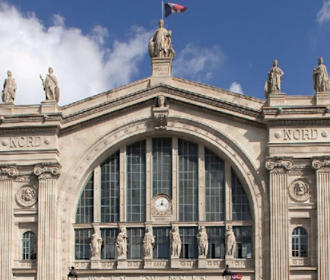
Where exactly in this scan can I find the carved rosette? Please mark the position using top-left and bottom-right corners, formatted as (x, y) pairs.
(288, 180), (310, 202)
(312, 158), (330, 170)
(34, 164), (61, 179)
(16, 185), (38, 207)
(265, 158), (293, 171)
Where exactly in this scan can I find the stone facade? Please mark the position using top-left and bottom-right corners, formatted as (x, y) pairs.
(1, 26), (330, 280)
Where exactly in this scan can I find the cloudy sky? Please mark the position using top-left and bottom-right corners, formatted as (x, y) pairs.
(0, 1), (329, 105)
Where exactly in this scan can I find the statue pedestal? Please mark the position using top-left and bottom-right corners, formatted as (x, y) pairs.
(198, 258), (208, 268)
(150, 58), (173, 86)
(0, 103), (14, 115)
(315, 92), (330, 105)
(170, 258), (181, 268)
(90, 259), (101, 269)
(117, 259), (127, 269)
(40, 100), (57, 113)
(267, 92), (286, 106)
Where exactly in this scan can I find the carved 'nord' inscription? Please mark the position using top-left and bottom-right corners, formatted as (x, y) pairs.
(9, 136), (41, 148)
(282, 129), (318, 141)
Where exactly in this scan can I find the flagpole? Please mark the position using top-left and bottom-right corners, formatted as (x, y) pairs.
(162, 0), (164, 21)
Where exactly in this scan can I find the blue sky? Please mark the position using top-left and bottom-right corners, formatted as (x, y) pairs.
(0, 1), (330, 105)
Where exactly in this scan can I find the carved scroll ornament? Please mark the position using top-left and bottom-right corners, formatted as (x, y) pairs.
(312, 158), (330, 170)
(0, 166), (19, 178)
(34, 164), (61, 179)
(265, 159), (293, 171)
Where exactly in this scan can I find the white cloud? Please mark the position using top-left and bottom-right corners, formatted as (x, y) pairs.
(317, 1), (330, 24)
(229, 82), (244, 94)
(0, 3), (151, 105)
(173, 43), (224, 82)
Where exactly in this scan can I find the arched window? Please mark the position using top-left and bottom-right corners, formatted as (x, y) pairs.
(292, 227), (308, 257)
(22, 231), (36, 260)
(74, 138), (253, 260)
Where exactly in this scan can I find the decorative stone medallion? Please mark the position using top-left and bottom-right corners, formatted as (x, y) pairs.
(289, 180), (310, 202)
(16, 185), (37, 207)
(152, 194), (172, 216)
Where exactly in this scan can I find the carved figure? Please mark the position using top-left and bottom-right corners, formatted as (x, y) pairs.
(2, 71), (16, 103)
(40, 67), (60, 102)
(143, 225), (155, 259)
(157, 95), (167, 108)
(148, 19), (175, 58)
(90, 227), (102, 259)
(170, 226), (181, 258)
(116, 226), (127, 259)
(313, 57), (330, 93)
(197, 226), (208, 257)
(225, 225), (236, 257)
(264, 59), (284, 96)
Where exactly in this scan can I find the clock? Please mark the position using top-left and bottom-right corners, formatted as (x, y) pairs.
(155, 196), (169, 212)
(152, 195), (172, 216)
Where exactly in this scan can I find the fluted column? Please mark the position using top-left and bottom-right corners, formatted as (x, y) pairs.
(266, 158), (293, 280)
(0, 166), (18, 280)
(34, 164), (61, 280)
(312, 158), (330, 280)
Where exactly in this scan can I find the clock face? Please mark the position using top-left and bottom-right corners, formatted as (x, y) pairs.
(155, 197), (169, 212)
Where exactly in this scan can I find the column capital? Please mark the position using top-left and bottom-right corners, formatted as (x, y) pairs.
(312, 157), (330, 170)
(34, 163), (61, 179)
(265, 157), (293, 171)
(0, 165), (19, 179)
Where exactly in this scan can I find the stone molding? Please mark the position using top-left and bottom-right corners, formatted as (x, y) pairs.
(312, 158), (330, 170)
(265, 158), (293, 171)
(33, 163), (61, 179)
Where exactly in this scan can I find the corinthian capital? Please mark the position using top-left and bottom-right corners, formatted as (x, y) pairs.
(265, 158), (293, 171)
(34, 163), (61, 179)
(312, 158), (330, 170)
(0, 165), (19, 178)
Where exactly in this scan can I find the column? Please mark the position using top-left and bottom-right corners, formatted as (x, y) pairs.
(0, 166), (18, 280)
(34, 164), (61, 280)
(312, 159), (330, 280)
(265, 158), (293, 280)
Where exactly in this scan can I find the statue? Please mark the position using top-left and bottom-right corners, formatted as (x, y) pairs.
(116, 226), (127, 259)
(264, 59), (284, 96)
(143, 225), (155, 259)
(225, 226), (236, 258)
(90, 227), (102, 259)
(197, 226), (208, 257)
(2, 71), (16, 103)
(170, 226), (181, 258)
(313, 57), (330, 93)
(40, 67), (60, 102)
(148, 19), (175, 59)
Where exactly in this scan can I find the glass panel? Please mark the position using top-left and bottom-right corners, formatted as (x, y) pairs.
(101, 151), (120, 222)
(292, 227), (308, 257)
(179, 227), (198, 259)
(178, 139), (198, 221)
(152, 138), (172, 197)
(75, 174), (94, 224)
(205, 149), (225, 221)
(101, 228), (118, 259)
(127, 141), (146, 222)
(127, 228), (145, 259)
(153, 227), (170, 259)
(233, 226), (252, 259)
(22, 231), (37, 260)
(206, 227), (225, 259)
(232, 170), (251, 221)
(75, 229), (92, 260)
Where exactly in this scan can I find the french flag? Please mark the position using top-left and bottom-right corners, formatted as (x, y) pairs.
(164, 3), (187, 18)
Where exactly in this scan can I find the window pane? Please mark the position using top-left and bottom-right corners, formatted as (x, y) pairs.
(76, 174), (94, 223)
(233, 226), (252, 259)
(75, 229), (92, 260)
(101, 152), (120, 222)
(127, 228), (145, 259)
(127, 141), (146, 222)
(152, 138), (172, 197)
(206, 227), (225, 259)
(153, 227), (170, 259)
(178, 139), (198, 221)
(101, 228), (118, 259)
(232, 170), (251, 221)
(205, 149), (225, 221)
(292, 227), (308, 257)
(179, 227), (198, 259)
(22, 231), (37, 260)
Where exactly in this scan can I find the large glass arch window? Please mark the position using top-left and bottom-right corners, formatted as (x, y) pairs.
(292, 227), (308, 257)
(74, 137), (253, 261)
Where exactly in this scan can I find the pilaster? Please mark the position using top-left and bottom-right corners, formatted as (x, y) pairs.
(34, 163), (61, 280)
(0, 166), (18, 280)
(312, 158), (330, 280)
(266, 158), (292, 280)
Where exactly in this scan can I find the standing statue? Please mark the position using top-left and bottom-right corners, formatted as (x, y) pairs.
(143, 225), (155, 259)
(116, 226), (127, 259)
(170, 226), (181, 258)
(313, 57), (330, 93)
(148, 19), (175, 58)
(40, 67), (60, 103)
(225, 226), (236, 258)
(197, 226), (208, 257)
(264, 59), (284, 96)
(2, 71), (16, 103)
(90, 227), (102, 259)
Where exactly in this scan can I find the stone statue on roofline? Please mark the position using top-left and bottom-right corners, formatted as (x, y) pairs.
(2, 70), (17, 104)
(264, 59), (284, 97)
(313, 57), (330, 93)
(40, 67), (60, 103)
(149, 19), (175, 59)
